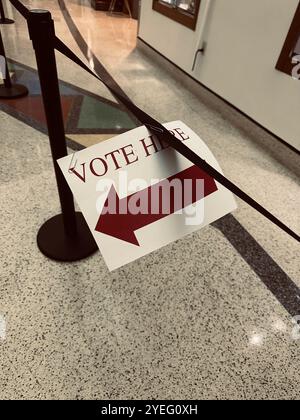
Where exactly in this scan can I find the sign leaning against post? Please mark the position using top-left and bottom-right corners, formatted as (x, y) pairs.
(58, 121), (237, 270)
(26, 9), (98, 262)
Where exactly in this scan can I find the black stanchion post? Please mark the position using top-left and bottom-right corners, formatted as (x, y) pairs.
(0, 27), (28, 98)
(27, 9), (97, 262)
(0, 0), (14, 24)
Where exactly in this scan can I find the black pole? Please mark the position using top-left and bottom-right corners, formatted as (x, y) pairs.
(27, 9), (97, 262)
(0, 0), (14, 24)
(0, 27), (28, 98)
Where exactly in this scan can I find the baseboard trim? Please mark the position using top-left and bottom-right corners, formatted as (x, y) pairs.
(137, 36), (300, 158)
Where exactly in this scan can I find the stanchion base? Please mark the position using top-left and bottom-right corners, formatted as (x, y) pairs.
(37, 212), (98, 262)
(0, 18), (14, 24)
(0, 83), (29, 99)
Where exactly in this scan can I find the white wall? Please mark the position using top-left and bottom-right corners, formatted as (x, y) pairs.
(138, 0), (300, 151)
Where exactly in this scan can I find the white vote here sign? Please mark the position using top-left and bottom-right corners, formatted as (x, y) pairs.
(58, 121), (237, 270)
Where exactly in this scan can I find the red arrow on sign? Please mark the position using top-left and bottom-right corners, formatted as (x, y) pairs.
(95, 165), (218, 246)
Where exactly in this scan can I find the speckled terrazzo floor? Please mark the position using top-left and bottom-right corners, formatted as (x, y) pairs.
(0, 0), (300, 400)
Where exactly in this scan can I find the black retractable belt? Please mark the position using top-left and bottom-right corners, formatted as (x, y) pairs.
(51, 38), (300, 245)
(8, 0), (28, 18)
(8, 0), (300, 245)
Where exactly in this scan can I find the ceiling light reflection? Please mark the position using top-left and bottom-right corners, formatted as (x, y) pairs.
(249, 333), (264, 347)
